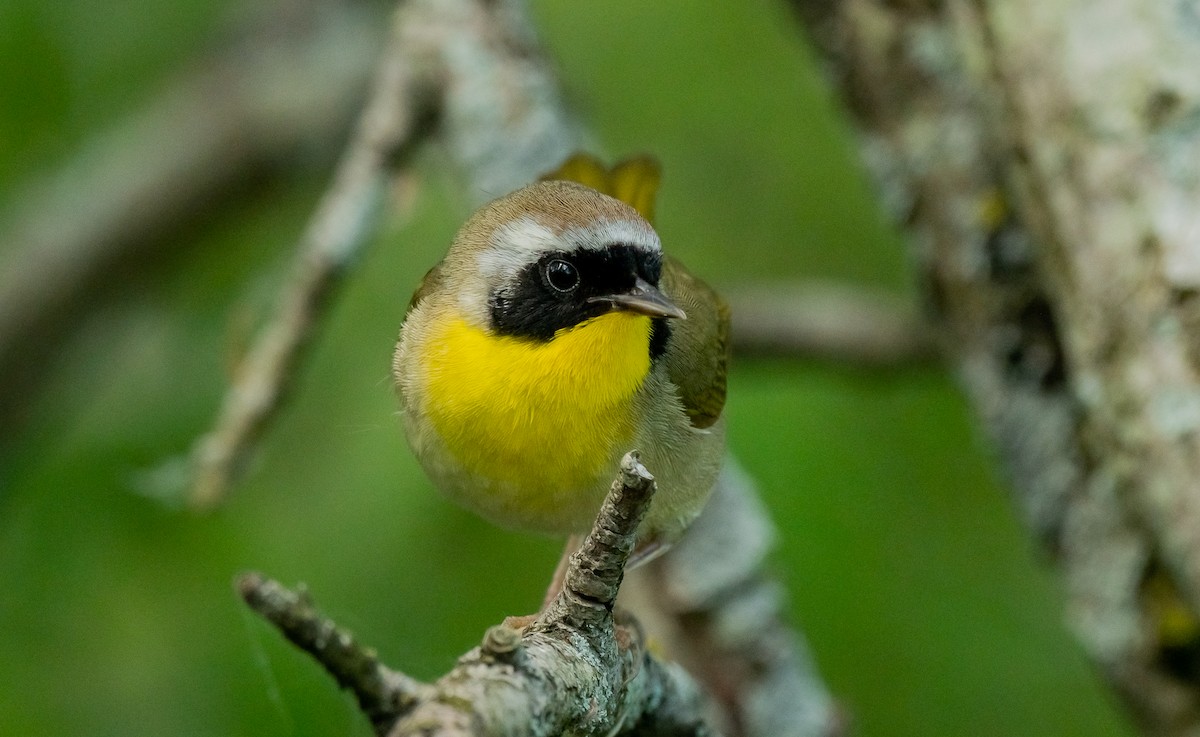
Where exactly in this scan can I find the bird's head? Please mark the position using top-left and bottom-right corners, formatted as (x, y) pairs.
(445, 180), (685, 341)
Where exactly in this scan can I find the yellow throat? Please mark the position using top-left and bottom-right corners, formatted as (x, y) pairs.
(421, 311), (653, 496)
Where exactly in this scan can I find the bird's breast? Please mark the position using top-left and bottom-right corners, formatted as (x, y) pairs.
(419, 312), (654, 499)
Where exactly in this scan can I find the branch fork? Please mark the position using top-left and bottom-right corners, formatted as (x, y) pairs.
(239, 452), (719, 737)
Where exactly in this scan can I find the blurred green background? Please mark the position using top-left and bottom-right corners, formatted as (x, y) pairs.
(0, 0), (1135, 735)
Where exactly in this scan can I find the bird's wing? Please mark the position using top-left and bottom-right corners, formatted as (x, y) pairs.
(661, 255), (730, 429)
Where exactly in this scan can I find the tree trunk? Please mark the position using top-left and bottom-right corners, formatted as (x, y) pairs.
(790, 0), (1200, 733)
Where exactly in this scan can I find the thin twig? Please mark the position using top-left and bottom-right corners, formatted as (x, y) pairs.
(186, 8), (425, 509)
(236, 572), (429, 735)
(538, 452), (656, 627)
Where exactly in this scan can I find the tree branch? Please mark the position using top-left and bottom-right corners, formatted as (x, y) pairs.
(240, 453), (721, 737)
(727, 283), (933, 366)
(236, 572), (429, 734)
(789, 0), (1200, 732)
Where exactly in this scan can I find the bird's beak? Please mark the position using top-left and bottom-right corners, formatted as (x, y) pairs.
(589, 277), (687, 320)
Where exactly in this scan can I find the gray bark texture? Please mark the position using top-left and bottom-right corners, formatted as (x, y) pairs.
(790, 0), (1200, 733)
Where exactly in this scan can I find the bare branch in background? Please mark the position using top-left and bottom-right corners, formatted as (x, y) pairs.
(790, 0), (1200, 732)
(242, 454), (722, 737)
(185, 10), (422, 509)
(0, 0), (385, 444)
(625, 459), (844, 737)
(727, 283), (933, 366)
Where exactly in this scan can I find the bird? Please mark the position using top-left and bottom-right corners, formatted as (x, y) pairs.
(393, 154), (729, 594)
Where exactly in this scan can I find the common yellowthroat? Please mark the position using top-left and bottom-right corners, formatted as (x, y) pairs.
(393, 155), (729, 567)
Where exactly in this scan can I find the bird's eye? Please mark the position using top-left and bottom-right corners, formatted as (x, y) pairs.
(545, 259), (580, 292)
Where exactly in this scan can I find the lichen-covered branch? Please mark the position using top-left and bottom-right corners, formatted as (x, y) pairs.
(789, 0), (1200, 732)
(240, 460), (841, 737)
(241, 454), (721, 737)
